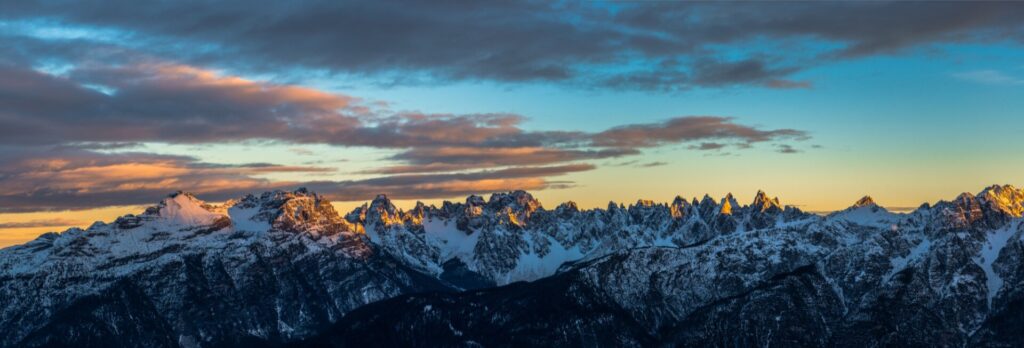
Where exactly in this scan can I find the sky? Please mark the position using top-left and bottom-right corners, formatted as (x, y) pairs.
(1, 1), (1024, 247)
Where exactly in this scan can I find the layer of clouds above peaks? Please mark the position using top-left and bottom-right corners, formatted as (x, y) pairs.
(2, 0), (1023, 211)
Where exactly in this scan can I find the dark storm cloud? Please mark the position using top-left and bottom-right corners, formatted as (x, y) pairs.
(4, 1), (1021, 90)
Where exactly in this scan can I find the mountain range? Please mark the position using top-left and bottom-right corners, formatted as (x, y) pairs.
(2, 185), (1024, 347)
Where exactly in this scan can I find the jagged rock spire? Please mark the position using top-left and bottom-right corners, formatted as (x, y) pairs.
(751, 190), (782, 212)
(853, 195), (876, 208)
(370, 194), (393, 209)
(720, 193), (738, 215)
(671, 195), (689, 207)
(556, 201), (579, 215)
(466, 195), (486, 206)
(670, 195), (691, 219)
(366, 193), (401, 225)
(488, 190), (542, 214)
(636, 199), (656, 208)
(719, 198), (733, 215)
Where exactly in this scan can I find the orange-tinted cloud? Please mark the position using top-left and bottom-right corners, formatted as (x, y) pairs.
(0, 148), (321, 212)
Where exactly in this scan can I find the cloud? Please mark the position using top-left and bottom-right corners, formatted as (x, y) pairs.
(616, 2), (1024, 58)
(592, 117), (808, 149)
(4, 2), (1022, 90)
(953, 70), (1024, 85)
(776, 144), (800, 154)
(688, 142), (728, 151)
(639, 161), (667, 168)
(319, 164), (595, 201)
(0, 146), (329, 212)
(599, 58), (810, 91)
(289, 148), (314, 156)
(764, 79), (813, 90)
(689, 58), (800, 88)
(384, 147), (635, 173)
(608, 160), (639, 167)
(0, 219), (84, 229)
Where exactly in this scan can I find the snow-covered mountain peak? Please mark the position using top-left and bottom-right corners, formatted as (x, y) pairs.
(831, 194), (890, 216)
(830, 196), (897, 228)
(978, 184), (1024, 217)
(150, 191), (225, 226)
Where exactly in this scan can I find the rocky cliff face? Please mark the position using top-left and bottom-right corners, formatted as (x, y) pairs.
(3, 185), (1024, 347)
